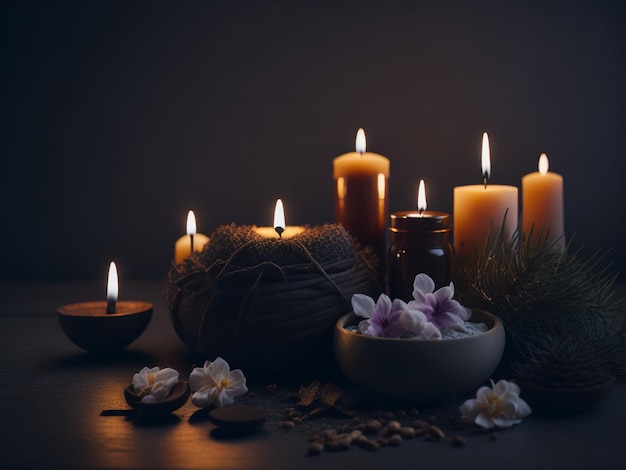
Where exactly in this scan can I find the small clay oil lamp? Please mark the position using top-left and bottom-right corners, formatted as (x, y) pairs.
(57, 262), (152, 354)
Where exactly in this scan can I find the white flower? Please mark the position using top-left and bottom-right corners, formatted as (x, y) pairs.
(132, 366), (180, 404)
(398, 308), (442, 340)
(460, 379), (532, 429)
(189, 357), (248, 408)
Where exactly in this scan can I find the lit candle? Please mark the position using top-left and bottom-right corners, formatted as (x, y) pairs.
(106, 261), (118, 314)
(522, 153), (564, 250)
(174, 210), (210, 264)
(333, 128), (390, 262)
(57, 262), (153, 353)
(453, 132), (518, 255)
(389, 179), (452, 300)
(253, 199), (306, 239)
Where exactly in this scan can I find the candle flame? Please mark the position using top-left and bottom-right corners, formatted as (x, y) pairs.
(538, 153), (549, 175)
(186, 210), (197, 236)
(481, 132), (491, 183)
(107, 261), (118, 303)
(273, 199), (285, 230)
(355, 128), (366, 154)
(377, 173), (385, 200)
(417, 179), (427, 212)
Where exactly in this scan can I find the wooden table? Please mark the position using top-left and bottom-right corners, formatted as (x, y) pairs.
(1, 280), (625, 469)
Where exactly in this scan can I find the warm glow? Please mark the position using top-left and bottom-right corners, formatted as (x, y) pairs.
(481, 132), (491, 181)
(417, 179), (427, 212)
(377, 173), (385, 199)
(273, 199), (285, 230)
(186, 210), (197, 236)
(337, 176), (346, 199)
(107, 261), (118, 303)
(355, 128), (366, 154)
(538, 153), (549, 175)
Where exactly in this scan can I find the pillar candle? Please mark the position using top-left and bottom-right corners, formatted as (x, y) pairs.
(333, 128), (390, 262)
(453, 133), (518, 255)
(174, 210), (209, 264)
(522, 153), (564, 250)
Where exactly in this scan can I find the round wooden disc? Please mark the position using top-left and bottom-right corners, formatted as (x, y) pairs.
(209, 405), (268, 431)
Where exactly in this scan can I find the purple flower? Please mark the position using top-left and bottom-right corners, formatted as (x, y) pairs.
(408, 273), (470, 329)
(351, 293), (412, 338)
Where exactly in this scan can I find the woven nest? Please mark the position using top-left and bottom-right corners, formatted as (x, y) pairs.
(164, 223), (379, 374)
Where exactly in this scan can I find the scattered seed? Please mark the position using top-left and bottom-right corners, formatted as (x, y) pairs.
(307, 442), (324, 456)
(280, 420), (295, 429)
(354, 436), (379, 451)
(426, 425), (445, 440)
(388, 434), (403, 446)
(322, 429), (338, 440)
(394, 409), (407, 418)
(350, 430), (363, 441)
(379, 411), (395, 421)
(426, 415), (437, 424)
(452, 435), (466, 447)
(409, 408), (419, 416)
(360, 419), (382, 435)
(387, 420), (402, 433)
(399, 427), (416, 439)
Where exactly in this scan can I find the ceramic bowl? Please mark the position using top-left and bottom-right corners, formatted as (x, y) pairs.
(333, 309), (505, 407)
(124, 381), (191, 416)
(57, 301), (152, 354)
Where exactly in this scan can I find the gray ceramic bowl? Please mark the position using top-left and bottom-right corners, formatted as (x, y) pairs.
(333, 309), (505, 407)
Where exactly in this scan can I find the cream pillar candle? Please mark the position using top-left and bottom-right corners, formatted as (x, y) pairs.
(333, 128), (390, 262)
(522, 153), (564, 250)
(453, 133), (518, 255)
(174, 210), (210, 264)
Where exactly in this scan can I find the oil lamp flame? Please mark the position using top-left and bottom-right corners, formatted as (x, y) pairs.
(355, 128), (366, 154)
(538, 153), (549, 175)
(106, 261), (118, 314)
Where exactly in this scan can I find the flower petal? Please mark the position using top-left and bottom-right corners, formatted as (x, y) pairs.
(412, 273), (435, 302)
(208, 357), (231, 380)
(351, 294), (375, 319)
(224, 369), (248, 397)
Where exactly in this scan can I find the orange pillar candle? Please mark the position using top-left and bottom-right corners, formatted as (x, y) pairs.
(174, 210), (210, 264)
(522, 153), (564, 250)
(252, 199), (306, 239)
(453, 132), (518, 255)
(333, 128), (390, 262)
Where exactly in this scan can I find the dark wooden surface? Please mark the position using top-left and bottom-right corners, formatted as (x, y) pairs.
(1, 280), (625, 469)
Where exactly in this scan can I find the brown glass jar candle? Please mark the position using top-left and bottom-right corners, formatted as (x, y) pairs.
(388, 211), (452, 301)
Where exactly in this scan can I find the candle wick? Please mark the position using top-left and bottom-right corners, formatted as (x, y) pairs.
(189, 233), (195, 253)
(483, 174), (488, 189)
(106, 298), (116, 314)
(275, 226), (284, 239)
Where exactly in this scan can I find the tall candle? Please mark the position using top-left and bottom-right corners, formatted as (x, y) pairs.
(333, 128), (390, 263)
(453, 133), (518, 255)
(252, 199), (306, 238)
(174, 210), (210, 264)
(522, 153), (564, 250)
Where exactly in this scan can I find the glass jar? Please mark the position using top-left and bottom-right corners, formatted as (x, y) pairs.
(388, 211), (452, 301)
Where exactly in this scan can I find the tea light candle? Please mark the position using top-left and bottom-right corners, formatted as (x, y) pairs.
(333, 128), (390, 262)
(175, 210), (210, 264)
(389, 180), (452, 301)
(57, 262), (153, 354)
(453, 133), (518, 255)
(252, 199), (306, 239)
(522, 153), (564, 250)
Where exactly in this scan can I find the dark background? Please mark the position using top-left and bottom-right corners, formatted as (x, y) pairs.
(2, 0), (625, 282)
